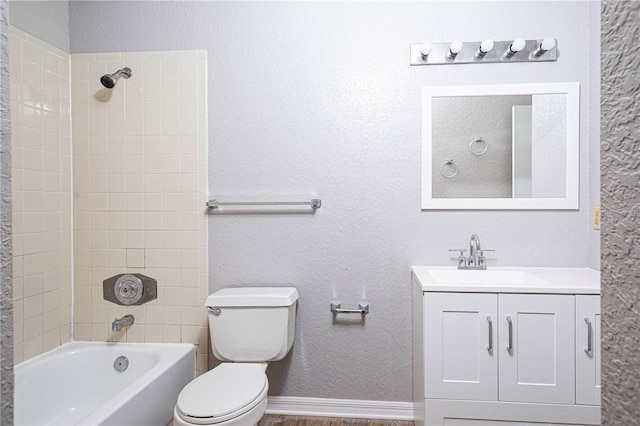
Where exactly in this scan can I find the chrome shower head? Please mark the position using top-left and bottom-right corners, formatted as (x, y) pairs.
(100, 67), (132, 89)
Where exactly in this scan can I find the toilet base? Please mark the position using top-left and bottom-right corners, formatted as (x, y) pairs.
(173, 395), (267, 426)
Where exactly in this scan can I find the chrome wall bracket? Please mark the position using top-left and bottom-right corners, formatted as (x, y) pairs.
(410, 39), (557, 66)
(330, 302), (370, 315)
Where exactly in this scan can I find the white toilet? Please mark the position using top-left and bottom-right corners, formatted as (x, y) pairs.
(173, 287), (299, 426)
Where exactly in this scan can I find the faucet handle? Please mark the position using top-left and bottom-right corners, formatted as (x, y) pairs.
(449, 248), (467, 257)
(479, 249), (496, 261)
(449, 249), (467, 268)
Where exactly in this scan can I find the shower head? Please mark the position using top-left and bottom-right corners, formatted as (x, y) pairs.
(100, 67), (132, 89)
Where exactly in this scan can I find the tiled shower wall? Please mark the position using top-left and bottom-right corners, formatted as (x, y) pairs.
(70, 51), (209, 374)
(9, 27), (72, 363)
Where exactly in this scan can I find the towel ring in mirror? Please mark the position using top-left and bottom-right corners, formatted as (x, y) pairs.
(470, 136), (488, 156)
(440, 159), (458, 178)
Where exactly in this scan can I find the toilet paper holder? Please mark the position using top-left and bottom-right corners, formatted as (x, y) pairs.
(330, 302), (370, 315)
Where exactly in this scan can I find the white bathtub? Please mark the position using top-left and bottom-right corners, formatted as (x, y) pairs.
(15, 341), (195, 426)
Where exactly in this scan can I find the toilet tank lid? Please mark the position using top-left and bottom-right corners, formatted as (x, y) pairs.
(205, 287), (299, 307)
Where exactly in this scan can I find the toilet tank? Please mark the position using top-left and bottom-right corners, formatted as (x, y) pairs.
(205, 287), (298, 362)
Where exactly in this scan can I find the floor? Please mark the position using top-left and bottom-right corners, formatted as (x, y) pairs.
(259, 415), (414, 426)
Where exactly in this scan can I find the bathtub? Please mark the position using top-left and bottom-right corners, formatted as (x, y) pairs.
(15, 341), (195, 426)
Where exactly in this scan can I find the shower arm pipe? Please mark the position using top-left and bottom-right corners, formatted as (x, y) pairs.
(206, 198), (322, 209)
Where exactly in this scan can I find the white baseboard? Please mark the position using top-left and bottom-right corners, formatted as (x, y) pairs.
(266, 396), (414, 421)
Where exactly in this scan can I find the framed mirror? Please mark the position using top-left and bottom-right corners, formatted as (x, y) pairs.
(421, 82), (579, 210)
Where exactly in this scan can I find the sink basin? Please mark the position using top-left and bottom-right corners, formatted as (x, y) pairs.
(412, 266), (600, 294)
(425, 269), (550, 286)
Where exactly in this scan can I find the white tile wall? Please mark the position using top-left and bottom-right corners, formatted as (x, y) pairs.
(11, 28), (209, 372)
(71, 50), (209, 374)
(10, 26), (73, 363)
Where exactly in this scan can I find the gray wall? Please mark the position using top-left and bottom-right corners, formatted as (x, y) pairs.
(69, 1), (600, 402)
(8, 0), (69, 52)
(1, 0), (14, 422)
(601, 0), (640, 423)
(589, 1), (601, 270)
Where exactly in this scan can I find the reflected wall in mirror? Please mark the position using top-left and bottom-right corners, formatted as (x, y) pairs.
(422, 83), (579, 210)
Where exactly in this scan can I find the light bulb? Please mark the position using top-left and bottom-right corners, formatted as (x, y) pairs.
(510, 38), (526, 53)
(449, 40), (463, 56)
(506, 38), (526, 57)
(541, 38), (556, 51)
(533, 38), (556, 56)
(420, 42), (433, 58)
(480, 39), (494, 53)
(476, 38), (494, 58)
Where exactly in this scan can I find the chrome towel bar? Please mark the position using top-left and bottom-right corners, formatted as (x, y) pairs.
(330, 302), (370, 315)
(206, 198), (321, 209)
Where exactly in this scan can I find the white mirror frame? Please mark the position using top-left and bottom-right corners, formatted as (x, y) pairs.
(421, 82), (580, 210)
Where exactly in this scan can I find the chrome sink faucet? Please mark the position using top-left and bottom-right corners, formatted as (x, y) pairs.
(112, 314), (135, 332)
(469, 233), (482, 268)
(449, 234), (495, 270)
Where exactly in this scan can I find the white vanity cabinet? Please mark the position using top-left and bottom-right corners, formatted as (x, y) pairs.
(412, 267), (601, 426)
(575, 295), (601, 406)
(424, 293), (498, 401)
(498, 293), (576, 405)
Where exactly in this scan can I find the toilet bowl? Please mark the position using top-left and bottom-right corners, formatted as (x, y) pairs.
(173, 363), (268, 426)
(173, 287), (298, 426)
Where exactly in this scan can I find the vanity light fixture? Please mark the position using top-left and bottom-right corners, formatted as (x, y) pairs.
(475, 39), (494, 58)
(447, 41), (463, 59)
(533, 37), (556, 57)
(505, 38), (526, 57)
(410, 38), (557, 65)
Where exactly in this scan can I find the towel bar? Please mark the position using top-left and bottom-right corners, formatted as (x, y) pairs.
(206, 199), (321, 209)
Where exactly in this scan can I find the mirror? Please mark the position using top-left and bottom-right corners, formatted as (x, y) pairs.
(421, 83), (579, 210)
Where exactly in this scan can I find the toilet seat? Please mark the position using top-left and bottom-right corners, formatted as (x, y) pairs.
(176, 363), (268, 425)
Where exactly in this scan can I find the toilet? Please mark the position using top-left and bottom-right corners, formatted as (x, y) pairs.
(173, 287), (299, 426)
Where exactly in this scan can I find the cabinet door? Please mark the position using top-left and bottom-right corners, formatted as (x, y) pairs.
(575, 295), (601, 405)
(498, 294), (575, 404)
(424, 292), (498, 400)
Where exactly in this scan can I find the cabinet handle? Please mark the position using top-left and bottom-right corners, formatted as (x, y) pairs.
(487, 316), (493, 352)
(584, 317), (593, 356)
(506, 315), (513, 353)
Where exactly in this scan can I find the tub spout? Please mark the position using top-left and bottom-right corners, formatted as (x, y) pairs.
(112, 314), (135, 332)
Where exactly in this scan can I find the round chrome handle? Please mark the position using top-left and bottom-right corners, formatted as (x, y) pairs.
(114, 274), (144, 305)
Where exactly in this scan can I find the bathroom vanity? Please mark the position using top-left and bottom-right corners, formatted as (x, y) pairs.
(412, 266), (600, 426)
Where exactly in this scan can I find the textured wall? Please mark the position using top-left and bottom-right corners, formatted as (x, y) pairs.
(69, 1), (601, 402)
(0, 0), (14, 422)
(8, 0), (69, 52)
(431, 93), (567, 200)
(589, 1), (602, 271)
(431, 95), (530, 198)
(9, 27), (73, 363)
(601, 0), (640, 423)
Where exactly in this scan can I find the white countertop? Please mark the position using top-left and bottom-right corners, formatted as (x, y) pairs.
(412, 266), (600, 295)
